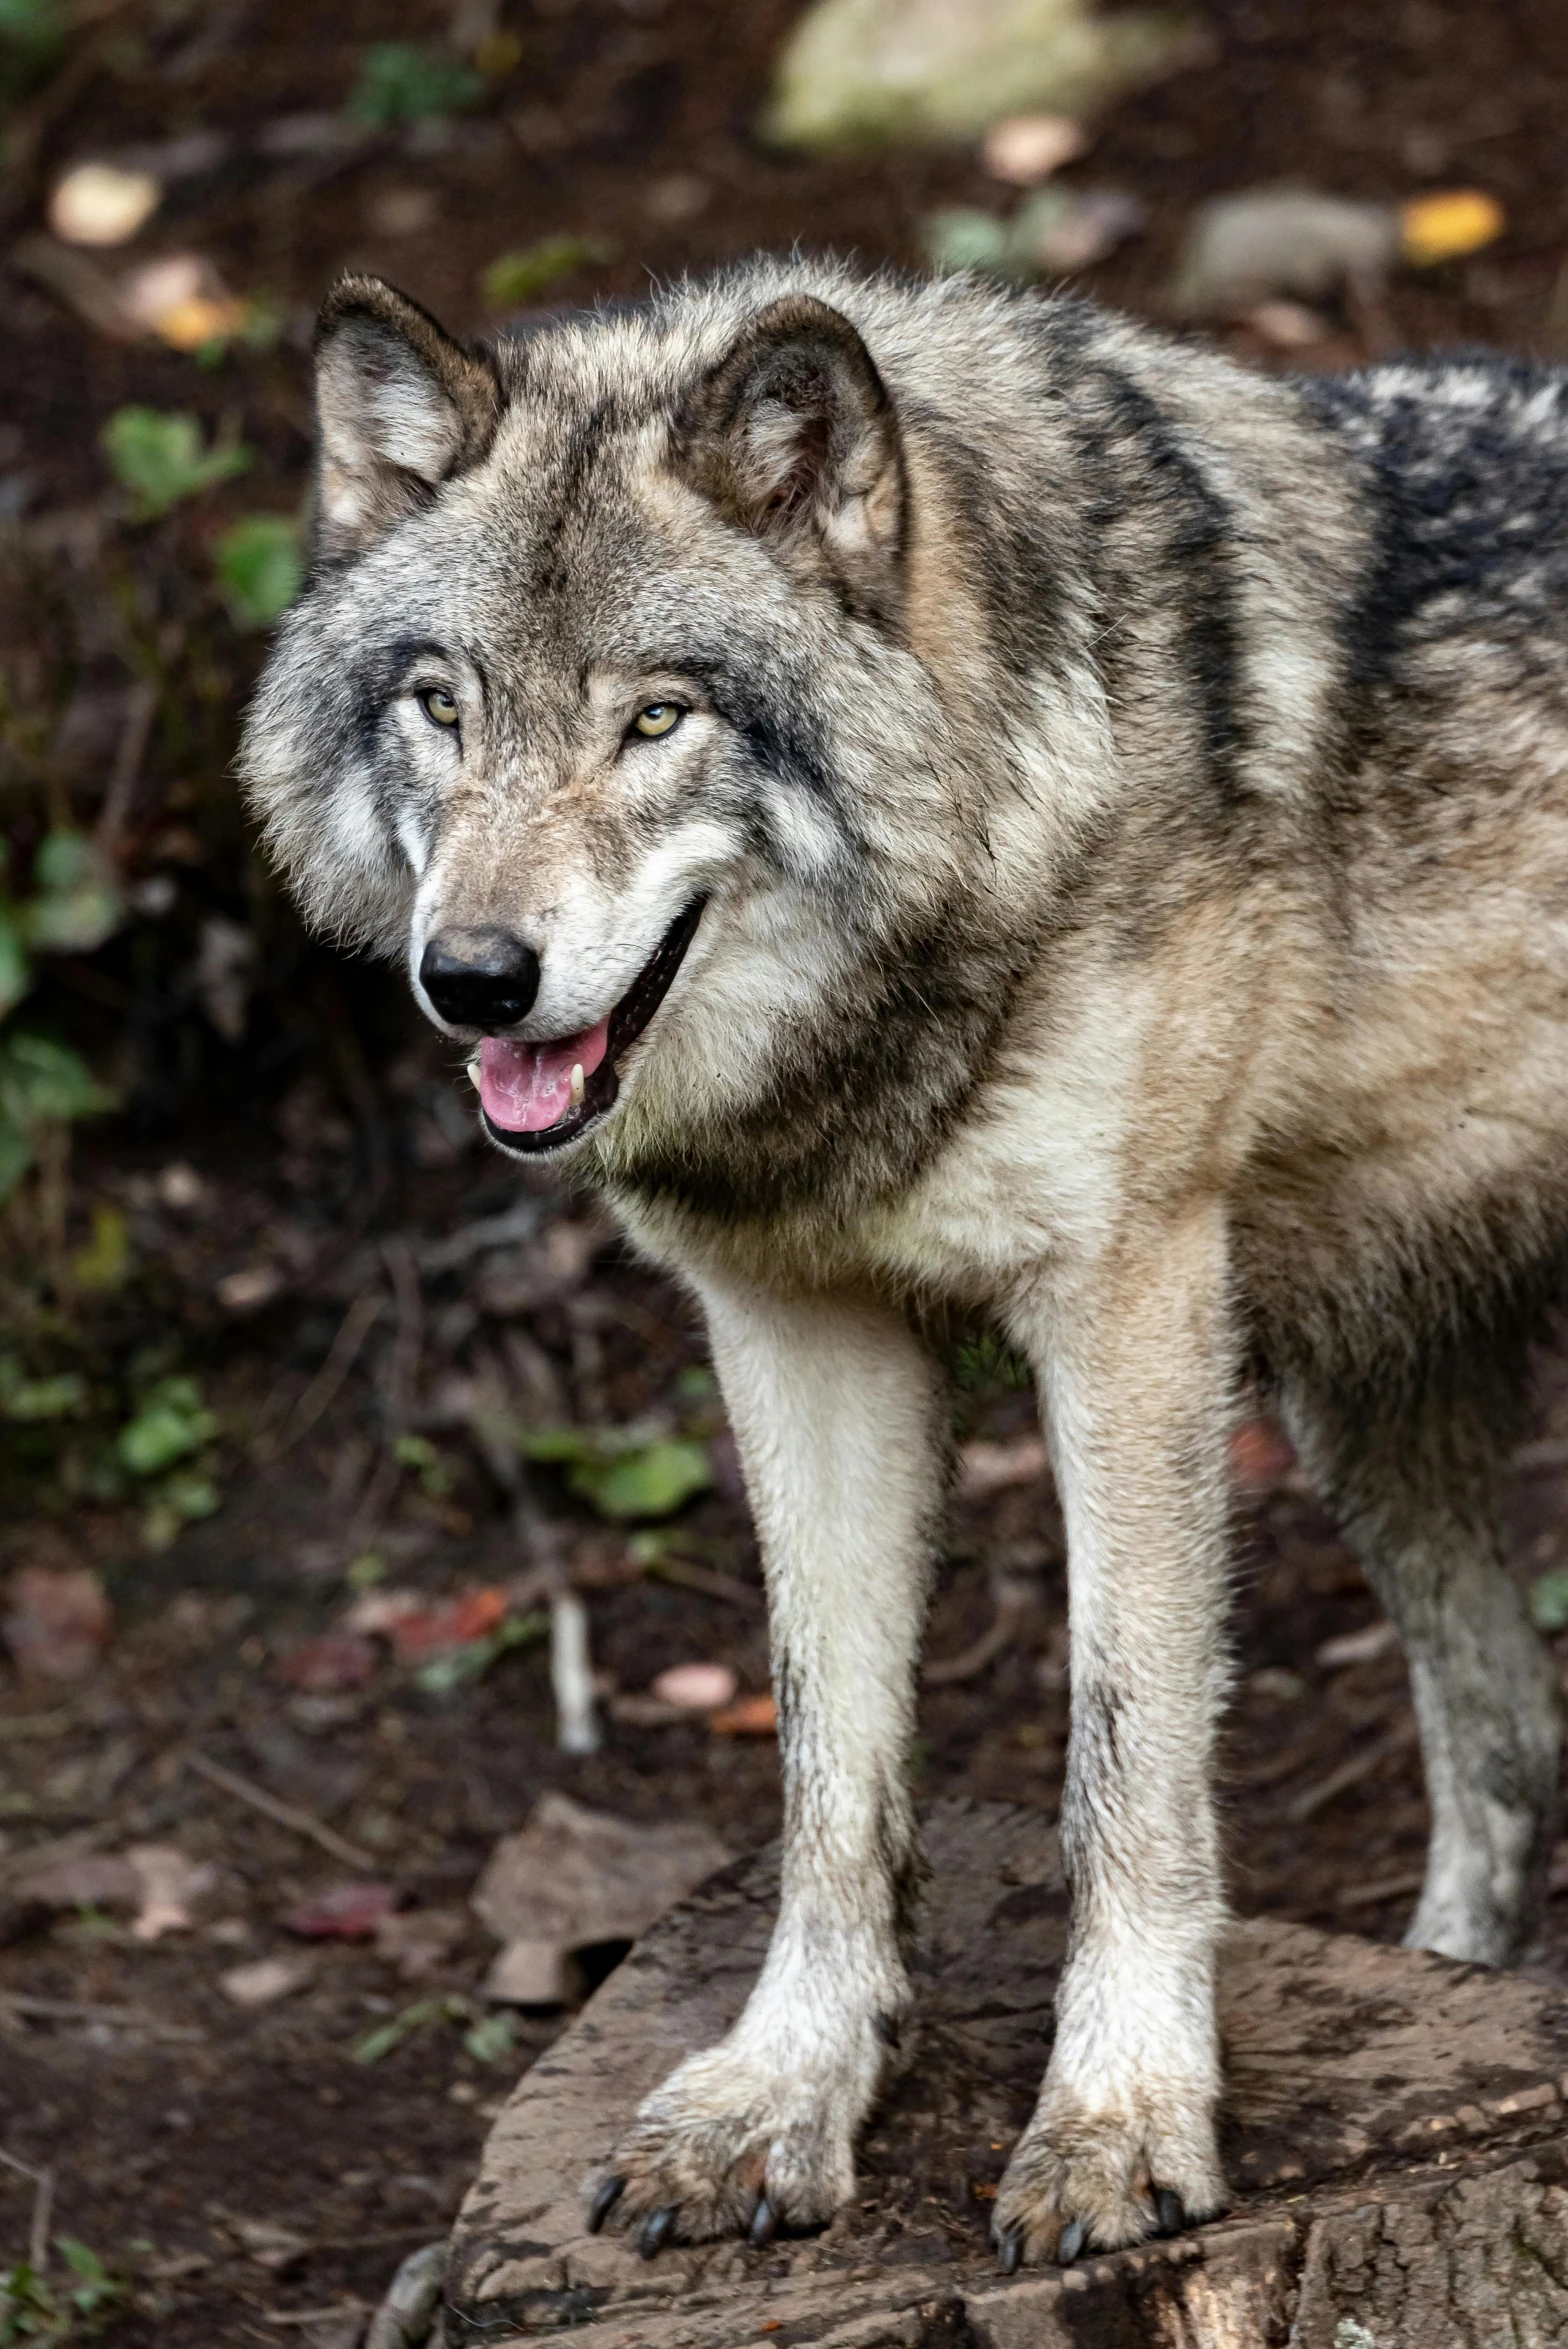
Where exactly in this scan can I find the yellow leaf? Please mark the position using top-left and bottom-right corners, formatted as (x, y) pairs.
(1399, 189), (1504, 267)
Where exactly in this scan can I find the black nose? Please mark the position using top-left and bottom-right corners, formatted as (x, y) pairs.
(419, 932), (541, 1030)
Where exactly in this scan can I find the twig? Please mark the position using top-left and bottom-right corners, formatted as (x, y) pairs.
(261, 2304), (368, 2328)
(94, 678), (159, 858)
(272, 1281), (385, 1454)
(923, 1584), (1031, 1687)
(1287, 1715), (1420, 1824)
(186, 1751), (377, 1872)
(1335, 1867), (1426, 1913)
(0, 2148), (55, 2273)
(550, 1588), (600, 1756)
(643, 1555), (761, 1610)
(0, 1995), (205, 2044)
(380, 1235), (423, 1429)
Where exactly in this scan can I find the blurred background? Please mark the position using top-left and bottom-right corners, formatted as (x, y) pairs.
(3, 1), (1568, 2341)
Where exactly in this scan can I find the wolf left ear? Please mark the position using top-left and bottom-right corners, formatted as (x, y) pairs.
(312, 276), (501, 562)
(676, 295), (905, 623)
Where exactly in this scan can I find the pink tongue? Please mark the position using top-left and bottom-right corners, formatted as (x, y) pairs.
(478, 1019), (611, 1133)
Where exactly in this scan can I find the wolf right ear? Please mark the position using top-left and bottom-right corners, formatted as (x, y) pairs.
(676, 296), (906, 625)
(312, 276), (501, 562)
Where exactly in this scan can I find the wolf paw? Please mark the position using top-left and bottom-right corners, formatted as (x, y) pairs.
(585, 2037), (876, 2252)
(991, 2080), (1226, 2270)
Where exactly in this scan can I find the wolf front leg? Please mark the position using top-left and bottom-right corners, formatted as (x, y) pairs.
(995, 1213), (1234, 2266)
(587, 1280), (946, 2251)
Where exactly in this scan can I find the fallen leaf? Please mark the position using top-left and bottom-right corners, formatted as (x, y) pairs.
(7, 1849), (138, 1914)
(278, 1631), (377, 1693)
(1399, 188), (1505, 268)
(473, 1792), (729, 2006)
(126, 1843), (214, 1940)
(342, 1587), (423, 1636)
(1315, 1621), (1398, 1670)
(958, 1434), (1049, 1499)
(230, 2216), (311, 2269)
(709, 1692), (779, 1737)
(388, 1587), (508, 1662)
(650, 1662), (738, 1712)
(2, 1567), (112, 1681)
(49, 162), (161, 247)
(215, 1264), (283, 1312)
(220, 1954), (314, 2007)
(376, 1906), (466, 1980)
(1245, 299), (1329, 348)
(982, 111), (1086, 183)
(281, 1881), (399, 1941)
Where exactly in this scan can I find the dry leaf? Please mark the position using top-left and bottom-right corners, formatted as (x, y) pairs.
(982, 112), (1086, 184)
(650, 1662), (738, 1712)
(127, 1843), (214, 1940)
(1400, 188), (1505, 268)
(49, 162), (161, 247)
(281, 1881), (399, 1940)
(220, 1954), (315, 2007)
(708, 1692), (779, 1737)
(3, 1567), (112, 1681)
(278, 1631), (377, 1693)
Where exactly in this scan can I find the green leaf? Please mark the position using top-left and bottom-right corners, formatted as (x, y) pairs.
(159, 1470), (221, 1521)
(572, 1437), (713, 1521)
(352, 1997), (441, 2064)
(24, 831), (121, 955)
(346, 42), (484, 127)
(116, 1375), (218, 1476)
(480, 235), (616, 312)
(0, 911), (30, 1017)
(100, 406), (251, 520)
(0, 1033), (115, 1127)
(413, 1609), (547, 1695)
(923, 207), (1012, 276)
(213, 513), (305, 630)
(463, 2010), (516, 2064)
(1530, 1569), (1568, 1634)
(0, 1373), (87, 1422)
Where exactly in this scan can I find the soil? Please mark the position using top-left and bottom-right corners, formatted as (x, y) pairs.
(4, 1), (1568, 2342)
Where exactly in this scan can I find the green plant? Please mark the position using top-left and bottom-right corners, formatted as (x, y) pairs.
(414, 1609), (548, 1696)
(0, 2237), (130, 2343)
(518, 1423), (714, 1520)
(212, 514), (304, 630)
(479, 235), (616, 311)
(346, 42), (484, 128)
(116, 1374), (218, 1475)
(100, 407), (250, 522)
(352, 1993), (514, 2065)
(0, 1033), (115, 1203)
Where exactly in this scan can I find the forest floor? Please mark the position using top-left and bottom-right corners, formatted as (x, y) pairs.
(5, 0), (1568, 2340)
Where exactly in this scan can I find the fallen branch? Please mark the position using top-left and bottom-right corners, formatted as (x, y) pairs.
(186, 1751), (377, 1872)
(1288, 1715), (1420, 1824)
(923, 1583), (1031, 1687)
(0, 1994), (206, 2044)
(0, 2146), (55, 2272)
(1336, 1867), (1426, 1913)
(272, 1281), (385, 1454)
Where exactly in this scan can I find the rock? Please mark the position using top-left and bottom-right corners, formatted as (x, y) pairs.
(760, 0), (1200, 154)
(445, 1800), (1568, 2346)
(366, 2240), (446, 2349)
(1172, 187), (1399, 319)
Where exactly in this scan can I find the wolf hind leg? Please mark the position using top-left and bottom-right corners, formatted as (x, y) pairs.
(1282, 1364), (1561, 1965)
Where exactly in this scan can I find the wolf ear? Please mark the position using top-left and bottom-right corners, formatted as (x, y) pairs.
(676, 295), (905, 622)
(312, 276), (501, 562)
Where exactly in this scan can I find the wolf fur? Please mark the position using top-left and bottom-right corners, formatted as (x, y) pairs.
(241, 257), (1568, 2264)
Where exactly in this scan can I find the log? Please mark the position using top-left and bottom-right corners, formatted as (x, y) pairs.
(444, 1800), (1568, 2346)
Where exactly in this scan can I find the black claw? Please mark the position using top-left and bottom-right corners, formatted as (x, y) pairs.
(1154, 2188), (1185, 2238)
(638, 2206), (677, 2260)
(587, 2176), (625, 2235)
(750, 2196), (778, 2247)
(998, 2224), (1023, 2275)
(1057, 2219), (1087, 2266)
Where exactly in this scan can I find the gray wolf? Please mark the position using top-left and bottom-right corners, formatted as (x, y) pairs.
(241, 257), (1568, 2266)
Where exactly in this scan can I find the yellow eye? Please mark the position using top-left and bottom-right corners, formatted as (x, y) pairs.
(632, 702), (682, 739)
(420, 687), (459, 728)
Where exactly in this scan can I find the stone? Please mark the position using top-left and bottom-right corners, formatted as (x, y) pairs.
(445, 1800), (1568, 2346)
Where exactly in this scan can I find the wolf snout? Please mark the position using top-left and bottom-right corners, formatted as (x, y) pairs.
(419, 929), (541, 1032)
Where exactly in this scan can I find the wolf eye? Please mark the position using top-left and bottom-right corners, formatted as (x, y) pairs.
(631, 703), (682, 739)
(419, 687), (460, 729)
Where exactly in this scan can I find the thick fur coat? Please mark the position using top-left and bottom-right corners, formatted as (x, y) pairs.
(241, 257), (1568, 2265)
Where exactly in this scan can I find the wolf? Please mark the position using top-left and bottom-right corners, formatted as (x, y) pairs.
(241, 255), (1568, 2266)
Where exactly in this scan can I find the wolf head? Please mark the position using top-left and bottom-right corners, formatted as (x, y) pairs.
(241, 264), (1061, 1211)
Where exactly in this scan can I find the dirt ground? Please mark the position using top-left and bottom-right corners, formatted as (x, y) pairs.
(5, 1), (1568, 2341)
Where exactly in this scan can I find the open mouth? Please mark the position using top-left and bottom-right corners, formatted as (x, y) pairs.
(474, 898), (705, 1155)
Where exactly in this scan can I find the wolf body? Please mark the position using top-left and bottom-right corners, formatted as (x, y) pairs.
(242, 257), (1568, 2263)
